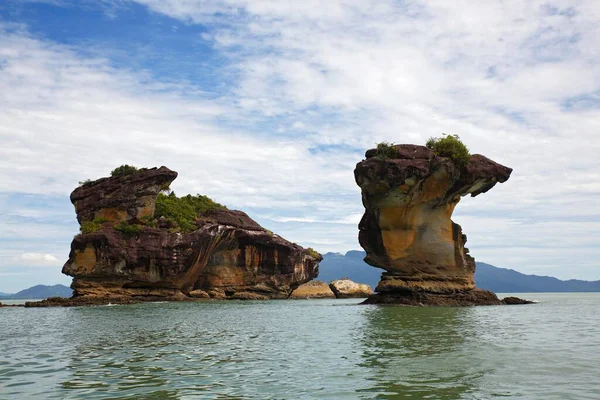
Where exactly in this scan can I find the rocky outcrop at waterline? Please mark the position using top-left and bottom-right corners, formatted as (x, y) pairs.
(362, 289), (533, 306)
(27, 166), (321, 306)
(355, 143), (531, 305)
(289, 278), (373, 299)
(289, 281), (336, 299)
(329, 279), (373, 298)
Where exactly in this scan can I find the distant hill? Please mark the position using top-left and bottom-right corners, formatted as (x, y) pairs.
(0, 284), (72, 300)
(475, 262), (600, 293)
(319, 251), (382, 289)
(320, 251), (600, 293)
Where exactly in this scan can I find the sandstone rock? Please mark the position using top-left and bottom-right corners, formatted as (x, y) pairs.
(207, 288), (227, 299)
(289, 280), (336, 299)
(59, 167), (321, 305)
(329, 279), (373, 298)
(502, 296), (535, 305)
(355, 144), (528, 305)
(72, 166), (177, 224)
(229, 291), (269, 300)
(202, 209), (263, 231)
(362, 288), (505, 306)
(189, 289), (210, 299)
(25, 296), (142, 307)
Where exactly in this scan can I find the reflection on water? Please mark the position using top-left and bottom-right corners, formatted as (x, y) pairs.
(50, 300), (375, 399)
(2, 295), (600, 399)
(357, 306), (483, 399)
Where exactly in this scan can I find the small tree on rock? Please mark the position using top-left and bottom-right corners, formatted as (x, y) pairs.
(425, 134), (471, 167)
(110, 165), (138, 177)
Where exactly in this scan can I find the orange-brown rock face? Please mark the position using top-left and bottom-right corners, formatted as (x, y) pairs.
(61, 167), (321, 303)
(355, 144), (512, 305)
(71, 167), (177, 224)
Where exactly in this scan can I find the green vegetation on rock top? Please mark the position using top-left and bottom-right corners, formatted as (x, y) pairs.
(113, 221), (142, 236)
(307, 247), (321, 259)
(374, 142), (399, 160)
(110, 164), (138, 177)
(154, 192), (225, 232)
(425, 134), (471, 167)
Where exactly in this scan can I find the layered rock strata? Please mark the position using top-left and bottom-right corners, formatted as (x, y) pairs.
(71, 167), (177, 224)
(355, 144), (529, 305)
(32, 167), (321, 306)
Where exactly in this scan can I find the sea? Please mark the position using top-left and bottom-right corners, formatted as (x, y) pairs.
(1, 293), (599, 399)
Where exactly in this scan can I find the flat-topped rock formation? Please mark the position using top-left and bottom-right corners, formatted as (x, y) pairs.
(355, 143), (530, 305)
(30, 166), (321, 306)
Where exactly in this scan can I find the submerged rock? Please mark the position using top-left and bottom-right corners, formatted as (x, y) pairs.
(290, 280), (336, 299)
(502, 296), (535, 305)
(355, 144), (529, 306)
(362, 289), (503, 306)
(329, 279), (373, 298)
(36, 166), (321, 307)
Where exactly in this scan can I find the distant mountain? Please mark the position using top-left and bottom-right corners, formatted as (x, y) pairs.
(319, 251), (383, 289)
(320, 251), (600, 293)
(476, 262), (600, 293)
(0, 284), (72, 300)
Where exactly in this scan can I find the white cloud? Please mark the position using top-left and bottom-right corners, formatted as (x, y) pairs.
(118, 0), (600, 277)
(15, 253), (61, 266)
(265, 213), (362, 225)
(1, 1), (600, 280)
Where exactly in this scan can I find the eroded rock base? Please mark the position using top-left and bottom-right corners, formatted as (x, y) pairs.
(362, 289), (533, 306)
(22, 290), (277, 307)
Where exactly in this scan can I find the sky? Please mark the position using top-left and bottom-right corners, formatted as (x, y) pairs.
(0, 0), (599, 292)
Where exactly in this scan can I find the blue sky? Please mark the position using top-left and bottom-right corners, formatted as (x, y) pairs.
(1, 0), (600, 292)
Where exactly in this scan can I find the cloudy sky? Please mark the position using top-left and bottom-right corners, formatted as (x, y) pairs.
(1, 0), (599, 292)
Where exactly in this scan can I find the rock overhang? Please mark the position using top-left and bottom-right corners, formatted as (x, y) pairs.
(354, 143), (522, 305)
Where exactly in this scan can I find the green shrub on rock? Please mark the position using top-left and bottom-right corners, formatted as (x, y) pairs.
(426, 134), (471, 167)
(374, 142), (399, 160)
(307, 247), (321, 259)
(140, 215), (157, 228)
(80, 217), (108, 234)
(154, 192), (225, 233)
(113, 221), (141, 236)
(110, 164), (138, 177)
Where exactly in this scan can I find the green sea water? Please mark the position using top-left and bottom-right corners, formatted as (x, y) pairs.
(1, 293), (599, 399)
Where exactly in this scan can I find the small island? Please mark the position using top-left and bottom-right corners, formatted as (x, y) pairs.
(354, 136), (531, 305)
(27, 165), (322, 306)
(24, 137), (531, 308)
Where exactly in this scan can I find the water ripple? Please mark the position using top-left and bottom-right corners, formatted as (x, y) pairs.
(1, 295), (600, 399)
